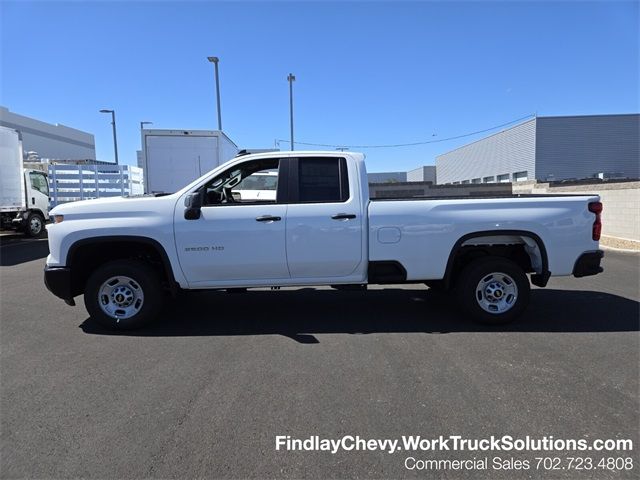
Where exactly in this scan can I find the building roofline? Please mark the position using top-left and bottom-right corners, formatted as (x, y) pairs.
(436, 112), (640, 160)
(0, 106), (94, 140)
(436, 117), (536, 159)
(538, 112), (639, 120)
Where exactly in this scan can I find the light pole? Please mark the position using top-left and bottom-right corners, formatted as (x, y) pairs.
(99, 109), (119, 165)
(287, 73), (295, 151)
(207, 56), (222, 130)
(140, 121), (152, 164)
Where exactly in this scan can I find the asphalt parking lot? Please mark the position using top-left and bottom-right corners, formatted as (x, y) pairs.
(1, 234), (638, 479)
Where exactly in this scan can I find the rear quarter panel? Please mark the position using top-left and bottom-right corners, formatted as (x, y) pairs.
(368, 195), (600, 280)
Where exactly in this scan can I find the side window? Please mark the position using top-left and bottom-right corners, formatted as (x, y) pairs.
(298, 157), (349, 203)
(202, 158), (280, 206)
(29, 172), (49, 196)
(232, 170), (278, 202)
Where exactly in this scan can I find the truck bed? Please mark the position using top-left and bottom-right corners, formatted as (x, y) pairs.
(367, 193), (600, 281)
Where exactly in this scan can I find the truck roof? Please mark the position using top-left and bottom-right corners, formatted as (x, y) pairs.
(174, 150), (368, 198)
(233, 150), (365, 161)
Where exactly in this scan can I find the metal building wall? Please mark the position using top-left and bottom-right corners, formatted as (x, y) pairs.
(0, 106), (96, 160)
(367, 171), (407, 183)
(407, 166), (436, 183)
(435, 118), (536, 184)
(535, 114), (640, 181)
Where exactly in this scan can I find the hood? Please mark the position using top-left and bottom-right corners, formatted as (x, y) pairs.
(49, 194), (178, 218)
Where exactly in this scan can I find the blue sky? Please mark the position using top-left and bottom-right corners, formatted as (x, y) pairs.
(1, 1), (638, 172)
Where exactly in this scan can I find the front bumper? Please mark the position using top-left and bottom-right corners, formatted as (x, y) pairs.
(573, 250), (604, 278)
(44, 266), (75, 305)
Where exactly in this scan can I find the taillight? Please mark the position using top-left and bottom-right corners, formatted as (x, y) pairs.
(588, 201), (603, 241)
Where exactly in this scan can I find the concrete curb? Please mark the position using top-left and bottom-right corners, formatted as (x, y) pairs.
(600, 245), (640, 254)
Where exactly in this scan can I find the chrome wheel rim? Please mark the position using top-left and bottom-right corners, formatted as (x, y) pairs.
(475, 272), (518, 314)
(98, 276), (144, 320)
(29, 217), (42, 235)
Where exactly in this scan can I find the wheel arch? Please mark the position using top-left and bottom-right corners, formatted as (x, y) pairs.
(443, 230), (550, 289)
(66, 235), (179, 297)
(27, 208), (47, 218)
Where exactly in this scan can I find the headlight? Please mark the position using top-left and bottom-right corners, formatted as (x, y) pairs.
(53, 215), (64, 224)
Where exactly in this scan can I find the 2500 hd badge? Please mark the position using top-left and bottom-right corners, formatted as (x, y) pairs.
(184, 246), (225, 252)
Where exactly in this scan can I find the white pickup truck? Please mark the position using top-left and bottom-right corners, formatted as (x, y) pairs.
(44, 151), (604, 329)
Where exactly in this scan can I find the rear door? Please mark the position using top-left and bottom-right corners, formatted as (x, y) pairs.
(285, 157), (363, 278)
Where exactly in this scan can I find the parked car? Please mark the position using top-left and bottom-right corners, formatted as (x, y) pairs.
(44, 151), (604, 329)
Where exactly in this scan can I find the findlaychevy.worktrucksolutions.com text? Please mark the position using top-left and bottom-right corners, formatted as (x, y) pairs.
(275, 435), (634, 455)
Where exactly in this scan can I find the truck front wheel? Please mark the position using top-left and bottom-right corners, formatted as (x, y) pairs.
(455, 256), (530, 324)
(25, 212), (44, 238)
(84, 260), (163, 330)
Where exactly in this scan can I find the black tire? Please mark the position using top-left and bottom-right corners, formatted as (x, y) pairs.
(25, 212), (44, 238)
(84, 260), (163, 330)
(455, 256), (530, 324)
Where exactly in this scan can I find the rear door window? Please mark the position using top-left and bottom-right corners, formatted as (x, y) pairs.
(297, 157), (349, 203)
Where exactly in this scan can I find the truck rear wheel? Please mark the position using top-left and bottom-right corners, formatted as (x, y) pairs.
(25, 212), (44, 238)
(84, 260), (163, 330)
(455, 256), (530, 324)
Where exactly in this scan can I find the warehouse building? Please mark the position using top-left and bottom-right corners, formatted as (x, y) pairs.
(367, 171), (407, 183)
(436, 114), (639, 184)
(0, 106), (96, 161)
(407, 165), (436, 183)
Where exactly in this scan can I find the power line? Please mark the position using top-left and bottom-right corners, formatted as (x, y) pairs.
(276, 113), (535, 149)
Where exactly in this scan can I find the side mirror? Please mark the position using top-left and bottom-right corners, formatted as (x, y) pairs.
(184, 192), (202, 220)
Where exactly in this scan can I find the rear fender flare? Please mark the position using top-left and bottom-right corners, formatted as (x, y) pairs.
(443, 230), (550, 288)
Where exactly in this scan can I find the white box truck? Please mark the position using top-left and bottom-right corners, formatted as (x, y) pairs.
(0, 126), (49, 237)
(141, 129), (237, 194)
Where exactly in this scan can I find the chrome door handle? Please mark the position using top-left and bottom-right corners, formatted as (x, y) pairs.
(255, 215), (281, 222)
(331, 213), (356, 220)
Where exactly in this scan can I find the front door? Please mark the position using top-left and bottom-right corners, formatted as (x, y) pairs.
(27, 170), (49, 215)
(174, 158), (289, 286)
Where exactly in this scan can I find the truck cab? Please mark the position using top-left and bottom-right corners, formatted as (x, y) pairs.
(14, 168), (50, 237)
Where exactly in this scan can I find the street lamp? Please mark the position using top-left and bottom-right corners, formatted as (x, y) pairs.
(287, 73), (295, 151)
(140, 120), (153, 159)
(207, 56), (222, 130)
(99, 109), (119, 165)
